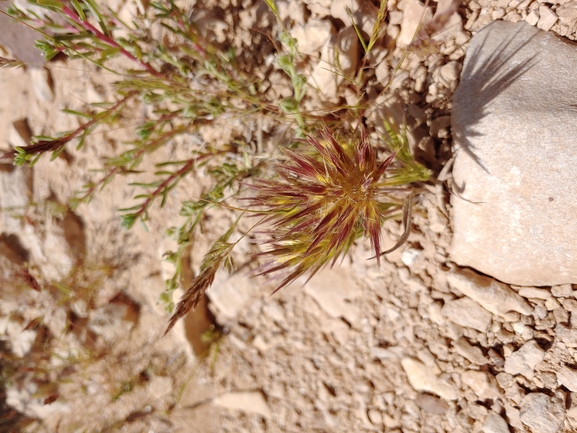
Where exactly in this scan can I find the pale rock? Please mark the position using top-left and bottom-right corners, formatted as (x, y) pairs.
(304, 267), (360, 325)
(329, 0), (377, 35)
(537, 5), (558, 31)
(401, 248), (421, 266)
(504, 403), (525, 431)
(415, 393), (449, 414)
(401, 358), (458, 400)
(451, 21), (577, 285)
(551, 284), (574, 298)
(483, 411), (510, 433)
(371, 346), (403, 360)
(446, 269), (532, 317)
(207, 271), (257, 321)
(213, 391), (271, 418)
(428, 302), (445, 326)
(557, 365), (577, 391)
(557, 1), (577, 24)
(545, 297), (561, 311)
(291, 20), (334, 56)
(520, 393), (565, 433)
(526, 9), (540, 25)
(504, 340), (545, 380)
(488, 348), (505, 368)
(468, 402), (488, 420)
(88, 303), (134, 343)
(19, 223), (75, 281)
(461, 371), (501, 400)
(310, 27), (360, 99)
(30, 67), (54, 101)
(518, 287), (551, 300)
(568, 406), (577, 430)
(397, 0), (433, 47)
(276, 0), (306, 25)
(442, 297), (491, 332)
(367, 408), (383, 426)
(6, 381), (71, 420)
(147, 375), (173, 399)
(454, 338), (489, 364)
(307, 0), (331, 18)
(439, 61), (461, 87)
(555, 323), (577, 347)
(431, 0), (466, 44)
(5, 320), (36, 358)
(0, 164), (32, 233)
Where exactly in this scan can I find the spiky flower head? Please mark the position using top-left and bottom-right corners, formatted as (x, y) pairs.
(248, 126), (414, 292)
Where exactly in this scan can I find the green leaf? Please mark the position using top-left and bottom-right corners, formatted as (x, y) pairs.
(263, 0), (278, 16)
(62, 109), (92, 119)
(36, 0), (64, 10)
(70, 0), (86, 21)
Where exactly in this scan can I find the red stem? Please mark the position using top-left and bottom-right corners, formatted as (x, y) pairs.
(131, 150), (227, 220)
(61, 5), (164, 78)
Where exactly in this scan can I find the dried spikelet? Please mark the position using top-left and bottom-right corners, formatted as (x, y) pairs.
(165, 224), (236, 335)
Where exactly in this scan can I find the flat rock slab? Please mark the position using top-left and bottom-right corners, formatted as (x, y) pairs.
(451, 21), (577, 286)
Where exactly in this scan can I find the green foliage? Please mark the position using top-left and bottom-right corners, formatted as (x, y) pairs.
(1, 0), (438, 331)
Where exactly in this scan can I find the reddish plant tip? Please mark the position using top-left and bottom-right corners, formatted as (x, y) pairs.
(248, 126), (407, 292)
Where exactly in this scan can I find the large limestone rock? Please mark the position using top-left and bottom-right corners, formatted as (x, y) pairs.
(451, 21), (577, 286)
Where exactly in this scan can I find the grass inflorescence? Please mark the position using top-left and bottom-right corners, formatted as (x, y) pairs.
(1, 0), (439, 333)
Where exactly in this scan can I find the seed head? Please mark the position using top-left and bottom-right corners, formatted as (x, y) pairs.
(248, 126), (409, 292)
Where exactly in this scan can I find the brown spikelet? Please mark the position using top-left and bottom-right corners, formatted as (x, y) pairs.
(164, 225), (236, 336)
(247, 126), (412, 292)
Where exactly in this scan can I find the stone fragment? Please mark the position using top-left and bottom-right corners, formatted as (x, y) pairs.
(6, 381), (71, 421)
(526, 9), (540, 26)
(556, 365), (577, 392)
(30, 67), (54, 102)
(415, 393), (449, 414)
(451, 21), (577, 286)
(519, 393), (565, 433)
(447, 269), (532, 317)
(442, 297), (491, 332)
(454, 338), (489, 364)
(537, 5), (558, 31)
(329, 0), (377, 35)
(552, 284), (574, 298)
(207, 271), (258, 321)
(0, 163), (32, 233)
(5, 320), (36, 358)
(310, 27), (359, 99)
(557, 1), (577, 24)
(518, 287), (551, 300)
(461, 371), (501, 400)
(304, 267), (360, 325)
(483, 411), (510, 433)
(213, 391), (271, 418)
(291, 20), (334, 56)
(504, 340), (545, 380)
(401, 358), (458, 400)
(555, 324), (577, 347)
(277, 0), (306, 25)
(397, 0), (433, 46)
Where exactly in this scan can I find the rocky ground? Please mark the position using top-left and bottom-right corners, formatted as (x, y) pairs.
(1, 0), (577, 432)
